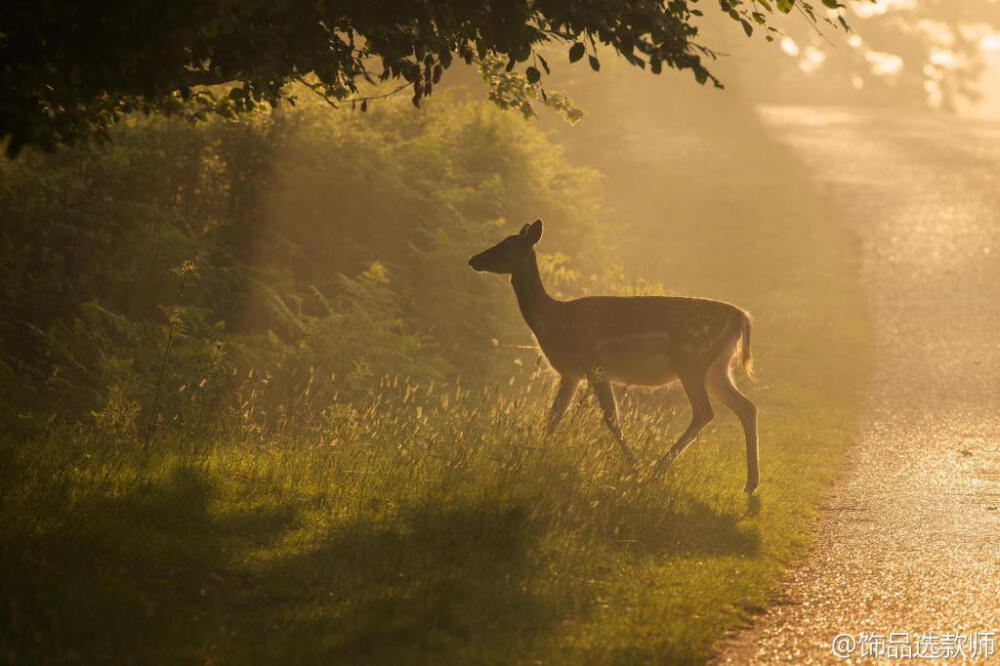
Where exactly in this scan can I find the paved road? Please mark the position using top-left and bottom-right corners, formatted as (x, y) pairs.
(713, 107), (1000, 664)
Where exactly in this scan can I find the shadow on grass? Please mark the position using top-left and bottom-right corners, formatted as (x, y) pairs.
(1, 464), (301, 664)
(538, 461), (762, 560)
(633, 497), (760, 557)
(228, 494), (759, 664)
(222, 503), (549, 665)
(2, 459), (759, 665)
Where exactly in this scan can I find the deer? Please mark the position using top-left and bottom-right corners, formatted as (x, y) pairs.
(468, 219), (760, 494)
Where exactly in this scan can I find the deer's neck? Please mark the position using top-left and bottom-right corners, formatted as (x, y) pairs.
(511, 252), (556, 335)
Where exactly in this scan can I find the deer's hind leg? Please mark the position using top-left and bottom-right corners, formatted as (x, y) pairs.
(653, 372), (714, 476)
(707, 358), (759, 494)
(586, 369), (637, 466)
(546, 376), (581, 435)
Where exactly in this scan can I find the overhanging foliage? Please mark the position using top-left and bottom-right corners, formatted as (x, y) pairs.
(1, 0), (852, 156)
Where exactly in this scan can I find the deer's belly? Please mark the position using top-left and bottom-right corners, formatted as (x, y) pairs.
(605, 356), (678, 386)
(547, 349), (679, 386)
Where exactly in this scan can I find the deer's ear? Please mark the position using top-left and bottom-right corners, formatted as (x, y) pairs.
(523, 219), (543, 245)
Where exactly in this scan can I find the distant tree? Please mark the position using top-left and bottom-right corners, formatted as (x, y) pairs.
(817, 0), (1000, 111)
(1, 0), (853, 156)
(728, 0), (1000, 110)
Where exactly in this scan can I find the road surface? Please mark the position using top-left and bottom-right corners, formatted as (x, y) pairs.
(713, 107), (1000, 664)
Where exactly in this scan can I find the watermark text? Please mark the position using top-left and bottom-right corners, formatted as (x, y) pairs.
(831, 631), (996, 660)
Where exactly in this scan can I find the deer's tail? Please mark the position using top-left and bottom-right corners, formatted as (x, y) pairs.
(738, 310), (754, 381)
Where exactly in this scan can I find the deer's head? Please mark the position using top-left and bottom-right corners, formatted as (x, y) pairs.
(468, 219), (543, 274)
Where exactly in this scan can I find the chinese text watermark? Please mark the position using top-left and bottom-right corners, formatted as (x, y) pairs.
(831, 631), (996, 660)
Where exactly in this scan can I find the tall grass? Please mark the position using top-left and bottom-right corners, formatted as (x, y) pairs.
(2, 318), (866, 666)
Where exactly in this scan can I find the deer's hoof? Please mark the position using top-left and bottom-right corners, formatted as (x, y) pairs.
(651, 456), (673, 478)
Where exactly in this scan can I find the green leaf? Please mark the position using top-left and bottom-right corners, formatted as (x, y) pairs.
(588, 55), (600, 71)
(569, 42), (585, 63)
(525, 66), (540, 83)
(740, 18), (753, 37)
(776, 0), (794, 13)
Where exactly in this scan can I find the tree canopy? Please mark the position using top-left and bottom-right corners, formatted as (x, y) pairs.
(1, 0), (852, 157)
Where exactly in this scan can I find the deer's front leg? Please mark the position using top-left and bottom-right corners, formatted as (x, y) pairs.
(546, 376), (581, 435)
(586, 368), (637, 466)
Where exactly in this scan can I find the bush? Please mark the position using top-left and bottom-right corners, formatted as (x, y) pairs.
(0, 93), (618, 437)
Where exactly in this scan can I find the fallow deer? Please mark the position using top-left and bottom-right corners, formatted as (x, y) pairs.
(469, 219), (759, 494)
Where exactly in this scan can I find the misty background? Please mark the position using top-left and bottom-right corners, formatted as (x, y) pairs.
(2, 0), (996, 436)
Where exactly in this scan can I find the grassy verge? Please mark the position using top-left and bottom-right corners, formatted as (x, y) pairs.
(0, 114), (871, 665)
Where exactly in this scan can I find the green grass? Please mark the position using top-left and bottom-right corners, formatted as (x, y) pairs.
(0, 385), (854, 666)
(0, 121), (873, 664)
